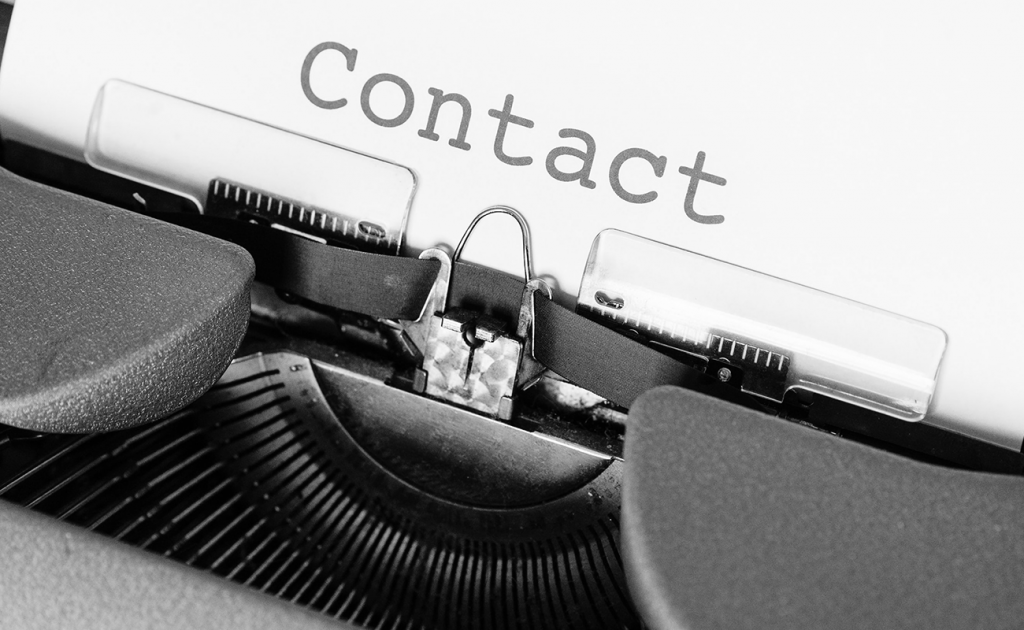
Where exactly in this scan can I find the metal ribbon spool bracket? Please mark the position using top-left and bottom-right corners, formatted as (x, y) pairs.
(401, 206), (552, 420)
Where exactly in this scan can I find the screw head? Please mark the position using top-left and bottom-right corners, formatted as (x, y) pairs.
(716, 367), (732, 383)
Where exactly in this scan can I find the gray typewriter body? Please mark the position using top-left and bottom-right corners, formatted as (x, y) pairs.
(3, 4), (1024, 629)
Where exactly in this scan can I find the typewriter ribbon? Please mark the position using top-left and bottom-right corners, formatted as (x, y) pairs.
(157, 208), (746, 418)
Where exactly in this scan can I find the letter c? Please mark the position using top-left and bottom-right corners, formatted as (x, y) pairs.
(609, 148), (667, 204)
(301, 42), (358, 110)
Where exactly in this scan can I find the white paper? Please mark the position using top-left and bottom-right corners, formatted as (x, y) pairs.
(1, 0), (1021, 447)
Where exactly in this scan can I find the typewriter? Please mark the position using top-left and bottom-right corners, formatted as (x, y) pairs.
(3, 2), (1024, 629)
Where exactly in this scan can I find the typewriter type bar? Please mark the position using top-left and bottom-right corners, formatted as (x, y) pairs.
(84, 80), (415, 253)
(578, 229), (947, 421)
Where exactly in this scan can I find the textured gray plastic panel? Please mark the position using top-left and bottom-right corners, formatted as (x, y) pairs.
(0, 168), (253, 432)
(0, 501), (352, 629)
(623, 386), (1024, 630)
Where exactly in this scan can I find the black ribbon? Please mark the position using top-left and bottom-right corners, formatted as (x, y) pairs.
(160, 214), (438, 320)
(158, 212), (745, 409)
